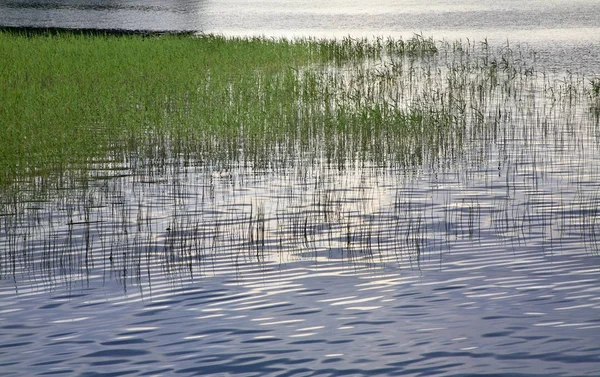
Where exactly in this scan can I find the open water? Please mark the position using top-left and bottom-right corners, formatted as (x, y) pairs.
(1, 1), (600, 376)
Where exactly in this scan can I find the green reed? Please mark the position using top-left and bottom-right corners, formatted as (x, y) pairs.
(0, 32), (440, 189)
(2, 31), (597, 193)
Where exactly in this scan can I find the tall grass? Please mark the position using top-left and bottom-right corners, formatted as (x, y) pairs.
(2, 32), (597, 192)
(0, 32), (439, 189)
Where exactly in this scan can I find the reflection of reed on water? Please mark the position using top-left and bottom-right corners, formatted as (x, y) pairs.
(1, 35), (599, 293)
(1, 152), (599, 293)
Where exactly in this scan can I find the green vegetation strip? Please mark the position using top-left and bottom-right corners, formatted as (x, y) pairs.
(0, 32), (440, 186)
(2, 31), (597, 189)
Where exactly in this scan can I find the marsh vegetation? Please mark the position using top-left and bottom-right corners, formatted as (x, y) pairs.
(1, 31), (599, 287)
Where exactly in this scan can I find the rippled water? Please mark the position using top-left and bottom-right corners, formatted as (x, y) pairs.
(2, 1), (600, 376)
(2, 123), (600, 375)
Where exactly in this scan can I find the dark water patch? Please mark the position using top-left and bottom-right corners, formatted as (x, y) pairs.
(496, 339), (527, 347)
(326, 339), (353, 344)
(230, 329), (270, 336)
(162, 349), (197, 357)
(1, 323), (43, 330)
(47, 339), (95, 346)
(482, 315), (523, 320)
(288, 339), (326, 345)
(101, 339), (151, 346)
(178, 289), (228, 299)
(160, 338), (212, 348)
(283, 309), (323, 316)
(0, 26), (197, 36)
(78, 372), (138, 377)
(0, 341), (32, 348)
(191, 328), (235, 336)
(294, 289), (327, 297)
(425, 351), (495, 359)
(144, 300), (184, 307)
(542, 337), (576, 344)
(482, 331), (514, 338)
(74, 301), (107, 308)
(395, 304), (425, 309)
(350, 330), (381, 336)
(0, 361), (19, 367)
(433, 284), (468, 291)
(83, 349), (150, 358)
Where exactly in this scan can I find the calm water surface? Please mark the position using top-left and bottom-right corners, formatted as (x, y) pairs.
(2, 1), (600, 376)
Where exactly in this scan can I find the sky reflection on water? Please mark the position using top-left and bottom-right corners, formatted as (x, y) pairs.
(2, 0), (600, 42)
(3, 0), (600, 74)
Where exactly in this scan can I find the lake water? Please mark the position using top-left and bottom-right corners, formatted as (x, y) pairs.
(2, 1), (600, 376)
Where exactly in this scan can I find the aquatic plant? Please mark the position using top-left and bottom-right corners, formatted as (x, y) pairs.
(0, 31), (440, 190)
(2, 31), (600, 288)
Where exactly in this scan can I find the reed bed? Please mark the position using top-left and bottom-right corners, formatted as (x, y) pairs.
(2, 32), (597, 187)
(0, 32), (439, 188)
(1, 31), (600, 288)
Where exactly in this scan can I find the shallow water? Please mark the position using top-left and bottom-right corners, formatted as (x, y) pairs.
(2, 1), (600, 376)
(2, 112), (600, 375)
